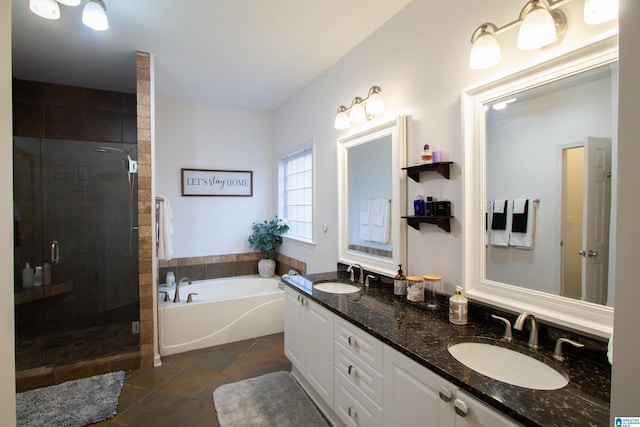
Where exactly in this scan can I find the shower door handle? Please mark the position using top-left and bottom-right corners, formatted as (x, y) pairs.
(50, 241), (60, 264)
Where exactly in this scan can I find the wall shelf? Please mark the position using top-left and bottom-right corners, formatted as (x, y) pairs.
(402, 216), (452, 232)
(402, 161), (453, 182)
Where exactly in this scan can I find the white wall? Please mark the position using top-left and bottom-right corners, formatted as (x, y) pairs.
(611, 0), (640, 419)
(274, 0), (617, 291)
(1, 0), (16, 424)
(155, 98), (275, 257)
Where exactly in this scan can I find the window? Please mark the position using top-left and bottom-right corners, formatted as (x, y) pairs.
(279, 146), (314, 243)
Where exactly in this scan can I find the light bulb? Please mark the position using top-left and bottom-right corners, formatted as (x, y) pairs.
(334, 108), (350, 130)
(365, 91), (384, 115)
(584, 0), (618, 25)
(518, 5), (556, 50)
(469, 32), (501, 70)
(57, 0), (82, 6)
(29, 0), (60, 20)
(82, 0), (109, 31)
(349, 99), (367, 123)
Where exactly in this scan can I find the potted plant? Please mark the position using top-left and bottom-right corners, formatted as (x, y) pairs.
(248, 216), (289, 277)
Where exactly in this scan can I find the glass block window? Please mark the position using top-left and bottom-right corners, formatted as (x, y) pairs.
(279, 146), (314, 243)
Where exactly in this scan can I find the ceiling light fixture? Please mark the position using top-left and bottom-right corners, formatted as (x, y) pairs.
(334, 86), (384, 130)
(468, 0), (617, 70)
(29, 0), (60, 20)
(82, 0), (109, 31)
(28, 0), (109, 31)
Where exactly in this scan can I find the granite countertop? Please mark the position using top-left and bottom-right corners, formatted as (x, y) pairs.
(282, 271), (610, 427)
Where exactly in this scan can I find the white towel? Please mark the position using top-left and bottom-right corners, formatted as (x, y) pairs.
(513, 198), (527, 214)
(370, 198), (385, 226)
(370, 199), (391, 243)
(509, 199), (535, 249)
(359, 199), (372, 240)
(489, 200), (510, 247)
(157, 196), (174, 260)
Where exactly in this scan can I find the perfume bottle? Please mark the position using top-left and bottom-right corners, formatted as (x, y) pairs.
(421, 144), (433, 164)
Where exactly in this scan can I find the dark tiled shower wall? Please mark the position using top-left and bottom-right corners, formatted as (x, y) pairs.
(158, 252), (307, 284)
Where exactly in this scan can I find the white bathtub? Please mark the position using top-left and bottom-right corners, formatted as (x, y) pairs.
(158, 275), (284, 356)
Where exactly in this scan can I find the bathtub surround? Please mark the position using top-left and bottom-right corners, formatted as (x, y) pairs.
(158, 252), (306, 285)
(213, 371), (328, 426)
(16, 371), (124, 427)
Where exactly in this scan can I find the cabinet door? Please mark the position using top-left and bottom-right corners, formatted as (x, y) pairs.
(383, 345), (455, 427)
(284, 287), (305, 371)
(455, 389), (521, 427)
(305, 298), (335, 407)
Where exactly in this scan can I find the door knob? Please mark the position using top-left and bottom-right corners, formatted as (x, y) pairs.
(578, 249), (586, 257)
(588, 250), (598, 258)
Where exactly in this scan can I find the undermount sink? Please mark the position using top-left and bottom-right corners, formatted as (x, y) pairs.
(313, 282), (361, 294)
(448, 338), (568, 390)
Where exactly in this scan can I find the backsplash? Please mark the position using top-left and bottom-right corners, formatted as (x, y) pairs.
(159, 252), (306, 284)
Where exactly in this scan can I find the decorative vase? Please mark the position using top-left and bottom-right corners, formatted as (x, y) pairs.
(258, 258), (276, 278)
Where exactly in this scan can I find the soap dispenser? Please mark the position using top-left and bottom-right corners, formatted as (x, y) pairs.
(449, 286), (468, 325)
(394, 264), (407, 297)
(22, 262), (34, 288)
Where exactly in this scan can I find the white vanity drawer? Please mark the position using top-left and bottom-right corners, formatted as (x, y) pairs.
(335, 342), (384, 405)
(334, 317), (383, 372)
(335, 370), (383, 427)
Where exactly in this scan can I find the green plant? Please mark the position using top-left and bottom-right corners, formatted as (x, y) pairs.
(248, 216), (289, 259)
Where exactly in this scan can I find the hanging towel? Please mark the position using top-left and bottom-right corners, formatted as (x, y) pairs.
(370, 198), (385, 226)
(511, 199), (529, 233)
(359, 199), (372, 240)
(509, 199), (535, 249)
(489, 200), (510, 247)
(370, 199), (391, 243)
(157, 196), (174, 260)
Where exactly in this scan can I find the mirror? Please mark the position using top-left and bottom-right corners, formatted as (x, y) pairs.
(338, 116), (407, 277)
(463, 39), (617, 337)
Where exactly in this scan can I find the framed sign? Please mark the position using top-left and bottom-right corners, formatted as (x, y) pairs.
(181, 168), (253, 197)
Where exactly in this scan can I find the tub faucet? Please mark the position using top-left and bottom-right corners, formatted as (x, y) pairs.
(347, 264), (363, 284)
(174, 277), (192, 303)
(514, 311), (539, 349)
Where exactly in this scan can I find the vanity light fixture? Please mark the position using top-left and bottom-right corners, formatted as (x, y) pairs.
(28, 0), (109, 31)
(469, 0), (617, 70)
(334, 86), (385, 130)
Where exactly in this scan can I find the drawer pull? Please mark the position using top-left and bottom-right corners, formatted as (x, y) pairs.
(348, 365), (355, 376)
(348, 407), (357, 419)
(438, 387), (452, 402)
(347, 336), (355, 346)
(297, 294), (301, 302)
(454, 399), (469, 417)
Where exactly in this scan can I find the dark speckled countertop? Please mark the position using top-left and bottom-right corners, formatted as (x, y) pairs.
(282, 271), (610, 427)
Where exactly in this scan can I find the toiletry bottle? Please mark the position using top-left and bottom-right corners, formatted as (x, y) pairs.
(34, 266), (43, 287)
(425, 196), (434, 217)
(166, 271), (175, 287)
(449, 286), (468, 325)
(421, 144), (433, 164)
(22, 262), (34, 288)
(42, 261), (52, 286)
(394, 264), (407, 297)
(413, 195), (426, 216)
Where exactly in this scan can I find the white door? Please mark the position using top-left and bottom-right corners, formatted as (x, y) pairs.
(582, 137), (611, 305)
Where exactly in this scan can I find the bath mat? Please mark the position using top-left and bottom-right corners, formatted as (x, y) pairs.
(213, 371), (328, 426)
(16, 371), (124, 427)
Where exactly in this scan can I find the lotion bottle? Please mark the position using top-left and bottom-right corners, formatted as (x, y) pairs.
(394, 264), (407, 297)
(449, 286), (468, 325)
(22, 262), (34, 288)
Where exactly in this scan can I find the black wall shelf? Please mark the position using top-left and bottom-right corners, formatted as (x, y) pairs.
(402, 161), (453, 182)
(402, 216), (452, 232)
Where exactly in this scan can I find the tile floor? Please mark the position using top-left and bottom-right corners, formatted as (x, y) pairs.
(94, 332), (291, 427)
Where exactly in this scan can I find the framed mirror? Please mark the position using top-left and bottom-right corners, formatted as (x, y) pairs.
(338, 116), (407, 277)
(463, 39), (617, 338)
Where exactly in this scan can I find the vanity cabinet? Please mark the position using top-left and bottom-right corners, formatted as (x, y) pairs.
(383, 345), (520, 427)
(334, 317), (384, 427)
(284, 286), (334, 408)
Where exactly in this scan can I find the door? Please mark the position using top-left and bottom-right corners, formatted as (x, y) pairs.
(581, 137), (611, 305)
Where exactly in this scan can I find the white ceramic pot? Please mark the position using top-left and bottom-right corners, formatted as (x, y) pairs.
(258, 258), (276, 278)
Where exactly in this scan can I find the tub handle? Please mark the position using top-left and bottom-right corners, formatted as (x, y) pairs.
(186, 293), (198, 303)
(159, 291), (169, 302)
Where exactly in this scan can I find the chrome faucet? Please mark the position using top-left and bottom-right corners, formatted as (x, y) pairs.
(553, 338), (584, 362)
(174, 277), (192, 303)
(347, 264), (364, 284)
(514, 311), (539, 349)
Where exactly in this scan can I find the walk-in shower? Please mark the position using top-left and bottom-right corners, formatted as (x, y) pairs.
(13, 137), (140, 371)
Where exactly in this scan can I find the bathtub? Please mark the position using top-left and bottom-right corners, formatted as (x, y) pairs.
(157, 275), (284, 356)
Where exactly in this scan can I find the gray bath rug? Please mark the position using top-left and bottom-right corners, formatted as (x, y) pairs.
(16, 371), (124, 427)
(213, 371), (328, 427)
